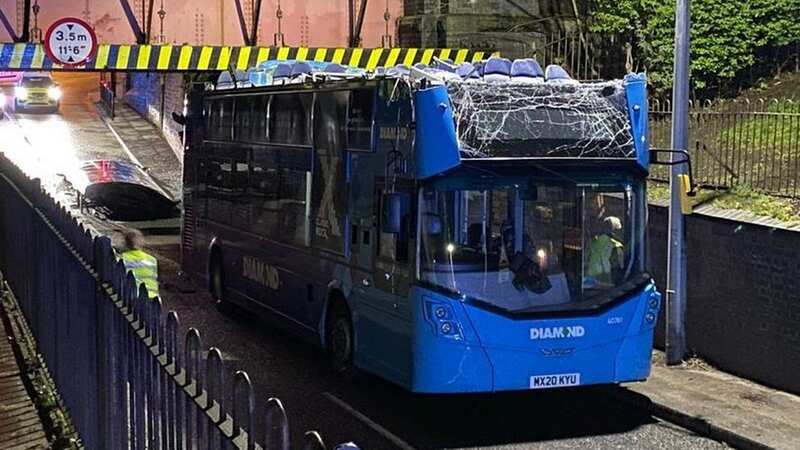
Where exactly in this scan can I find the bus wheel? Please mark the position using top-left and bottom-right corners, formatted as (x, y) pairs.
(210, 254), (233, 314)
(327, 304), (356, 379)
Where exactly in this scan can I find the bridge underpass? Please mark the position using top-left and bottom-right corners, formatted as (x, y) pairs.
(0, 42), (493, 227)
(0, 42), (733, 450)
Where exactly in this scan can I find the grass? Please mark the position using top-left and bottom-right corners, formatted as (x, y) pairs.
(649, 71), (800, 199)
(711, 184), (800, 224)
(647, 180), (800, 225)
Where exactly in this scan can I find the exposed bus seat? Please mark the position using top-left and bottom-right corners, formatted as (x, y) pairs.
(545, 65), (579, 85)
(433, 59), (456, 72)
(511, 58), (544, 84)
(482, 57), (512, 82)
(456, 62), (480, 79)
(325, 63), (347, 73)
(291, 62), (313, 77)
(386, 64), (410, 77)
(272, 63), (292, 84)
(216, 71), (235, 90)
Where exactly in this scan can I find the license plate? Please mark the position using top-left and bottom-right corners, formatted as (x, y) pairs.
(530, 373), (581, 389)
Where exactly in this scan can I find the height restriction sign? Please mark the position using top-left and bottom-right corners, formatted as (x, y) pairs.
(44, 17), (97, 68)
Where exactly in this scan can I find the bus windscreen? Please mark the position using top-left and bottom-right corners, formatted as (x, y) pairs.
(419, 173), (644, 313)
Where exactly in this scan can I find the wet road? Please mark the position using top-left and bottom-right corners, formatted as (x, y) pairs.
(0, 73), (124, 191)
(0, 73), (729, 449)
(151, 244), (726, 450)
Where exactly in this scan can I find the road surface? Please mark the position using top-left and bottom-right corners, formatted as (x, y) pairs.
(0, 72), (728, 450)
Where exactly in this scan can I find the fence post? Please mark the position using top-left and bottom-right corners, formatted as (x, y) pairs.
(205, 348), (225, 449)
(185, 328), (203, 450)
(301, 431), (326, 450)
(233, 371), (256, 450)
(264, 398), (290, 450)
(165, 312), (180, 450)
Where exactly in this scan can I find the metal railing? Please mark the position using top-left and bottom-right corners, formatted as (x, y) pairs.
(649, 98), (800, 198)
(538, 31), (628, 81)
(100, 79), (116, 119)
(0, 153), (352, 449)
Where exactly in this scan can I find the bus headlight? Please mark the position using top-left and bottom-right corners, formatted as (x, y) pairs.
(47, 86), (62, 100)
(15, 86), (27, 100)
(425, 300), (463, 340)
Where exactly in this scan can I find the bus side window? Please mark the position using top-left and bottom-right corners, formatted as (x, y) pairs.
(234, 96), (253, 142)
(312, 91), (348, 254)
(207, 97), (233, 141)
(270, 93), (312, 145)
(347, 88), (375, 151)
(234, 94), (268, 142)
(378, 190), (412, 263)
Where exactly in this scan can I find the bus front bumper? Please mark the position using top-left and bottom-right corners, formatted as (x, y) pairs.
(409, 285), (660, 393)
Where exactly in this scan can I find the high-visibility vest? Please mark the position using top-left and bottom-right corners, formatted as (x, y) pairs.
(121, 249), (160, 299)
(586, 234), (623, 284)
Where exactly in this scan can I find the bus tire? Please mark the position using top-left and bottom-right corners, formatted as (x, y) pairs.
(326, 301), (356, 379)
(210, 253), (233, 314)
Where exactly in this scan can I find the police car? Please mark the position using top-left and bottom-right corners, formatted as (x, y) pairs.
(14, 72), (62, 113)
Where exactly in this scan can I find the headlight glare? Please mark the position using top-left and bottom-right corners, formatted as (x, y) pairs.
(15, 86), (27, 99)
(47, 86), (62, 100)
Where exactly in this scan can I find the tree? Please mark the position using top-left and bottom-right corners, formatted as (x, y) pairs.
(587, 0), (800, 96)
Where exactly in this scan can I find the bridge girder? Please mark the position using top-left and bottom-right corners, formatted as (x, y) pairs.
(0, 43), (494, 72)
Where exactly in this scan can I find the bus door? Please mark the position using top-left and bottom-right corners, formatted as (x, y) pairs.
(352, 183), (414, 385)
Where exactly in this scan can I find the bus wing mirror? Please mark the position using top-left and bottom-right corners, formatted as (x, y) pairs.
(171, 111), (186, 125)
(382, 192), (408, 234)
(650, 148), (696, 215)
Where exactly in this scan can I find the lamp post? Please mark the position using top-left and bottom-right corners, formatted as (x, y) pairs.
(381, 0), (392, 48)
(156, 0), (166, 44)
(666, 0), (691, 365)
(30, 0), (41, 43)
(274, 0), (284, 47)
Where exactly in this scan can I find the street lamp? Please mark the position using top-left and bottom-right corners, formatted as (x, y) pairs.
(666, 0), (691, 365)
(274, 0), (284, 47)
(157, 0), (166, 44)
(381, 0), (392, 48)
(30, 1), (41, 43)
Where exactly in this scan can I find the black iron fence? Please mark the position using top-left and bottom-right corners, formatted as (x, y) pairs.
(538, 31), (629, 81)
(0, 154), (351, 449)
(649, 98), (800, 198)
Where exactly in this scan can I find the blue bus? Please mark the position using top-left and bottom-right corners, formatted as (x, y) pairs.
(180, 57), (663, 392)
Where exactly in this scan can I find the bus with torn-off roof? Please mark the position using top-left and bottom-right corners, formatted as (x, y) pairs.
(179, 56), (666, 393)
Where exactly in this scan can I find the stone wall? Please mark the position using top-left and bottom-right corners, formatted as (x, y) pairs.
(124, 73), (186, 161)
(399, 0), (582, 59)
(648, 205), (800, 395)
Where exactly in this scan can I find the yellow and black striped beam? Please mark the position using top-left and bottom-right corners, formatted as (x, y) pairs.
(0, 43), (497, 72)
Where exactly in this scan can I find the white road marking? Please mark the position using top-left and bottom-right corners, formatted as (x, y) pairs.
(322, 392), (417, 450)
(100, 112), (144, 167)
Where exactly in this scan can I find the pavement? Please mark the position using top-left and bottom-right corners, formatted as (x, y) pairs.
(616, 352), (800, 450)
(0, 286), (49, 449)
(95, 100), (182, 200)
